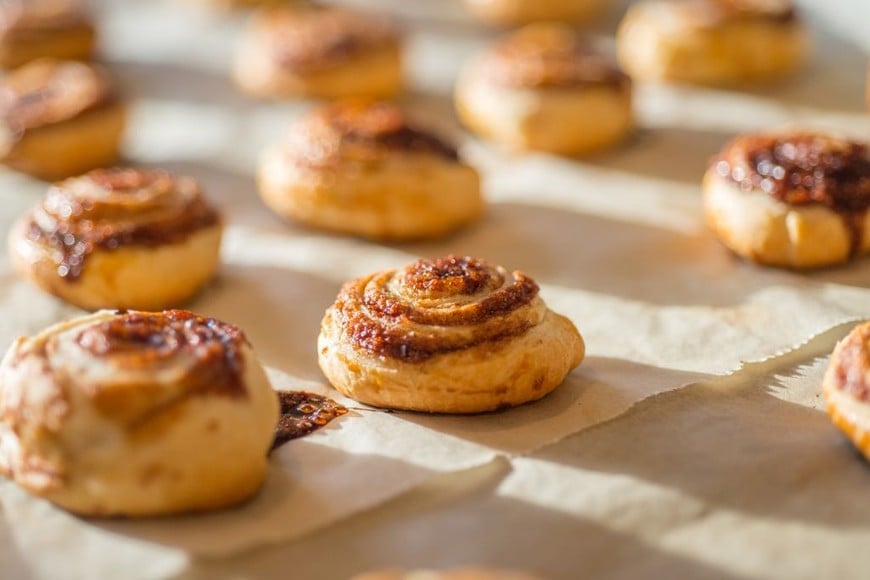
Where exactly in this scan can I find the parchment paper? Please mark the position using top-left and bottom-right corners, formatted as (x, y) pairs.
(1, 0), (869, 577)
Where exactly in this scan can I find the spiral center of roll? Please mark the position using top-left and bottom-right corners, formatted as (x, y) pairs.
(399, 256), (498, 299)
(76, 310), (249, 396)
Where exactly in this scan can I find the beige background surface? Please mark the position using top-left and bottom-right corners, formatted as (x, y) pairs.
(1, 0), (870, 578)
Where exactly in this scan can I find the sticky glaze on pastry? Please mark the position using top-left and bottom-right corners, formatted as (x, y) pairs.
(318, 255), (585, 414)
(703, 130), (870, 269)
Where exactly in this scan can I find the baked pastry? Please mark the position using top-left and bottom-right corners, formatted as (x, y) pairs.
(258, 101), (483, 240)
(703, 131), (870, 269)
(0, 59), (125, 180)
(9, 168), (223, 310)
(0, 309), (279, 516)
(0, 0), (96, 69)
(617, 0), (810, 85)
(318, 255), (585, 414)
(463, 0), (605, 25)
(354, 569), (540, 580)
(823, 321), (870, 461)
(233, 6), (403, 100)
(455, 24), (633, 155)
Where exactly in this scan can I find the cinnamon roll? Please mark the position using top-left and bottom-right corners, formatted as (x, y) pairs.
(318, 256), (585, 414)
(232, 6), (403, 100)
(463, 0), (605, 25)
(823, 322), (870, 462)
(617, 0), (810, 85)
(0, 309), (279, 516)
(455, 24), (633, 155)
(703, 131), (870, 269)
(9, 168), (223, 310)
(0, 59), (125, 180)
(0, 0), (96, 70)
(258, 101), (483, 240)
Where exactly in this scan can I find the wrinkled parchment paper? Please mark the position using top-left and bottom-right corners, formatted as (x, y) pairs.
(1, 0), (870, 577)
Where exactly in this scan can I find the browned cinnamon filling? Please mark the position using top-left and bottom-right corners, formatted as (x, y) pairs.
(0, 59), (115, 136)
(26, 168), (221, 281)
(713, 133), (870, 253)
(335, 256), (541, 362)
(478, 25), (629, 90)
(260, 6), (399, 72)
(77, 310), (249, 397)
(271, 391), (348, 451)
(829, 324), (870, 402)
(287, 101), (458, 166)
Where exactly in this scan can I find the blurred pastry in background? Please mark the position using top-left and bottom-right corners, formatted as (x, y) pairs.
(354, 568), (541, 580)
(233, 5), (403, 100)
(823, 321), (870, 463)
(617, 0), (809, 85)
(463, 0), (606, 26)
(455, 24), (632, 155)
(258, 100), (482, 240)
(9, 168), (223, 310)
(182, 0), (302, 10)
(0, 59), (125, 180)
(0, 309), (279, 517)
(318, 255), (585, 414)
(703, 130), (870, 269)
(0, 0), (96, 69)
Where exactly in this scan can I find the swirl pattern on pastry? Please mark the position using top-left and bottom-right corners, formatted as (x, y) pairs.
(284, 100), (458, 167)
(336, 256), (540, 362)
(258, 101), (481, 240)
(0, 59), (114, 139)
(25, 168), (220, 280)
(0, 309), (279, 516)
(475, 24), (630, 89)
(10, 167), (223, 310)
(319, 256), (585, 413)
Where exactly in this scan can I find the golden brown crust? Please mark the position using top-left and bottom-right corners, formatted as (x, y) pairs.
(282, 100), (458, 168)
(252, 6), (400, 73)
(475, 24), (629, 90)
(24, 168), (221, 281)
(0, 59), (114, 137)
(334, 256), (540, 362)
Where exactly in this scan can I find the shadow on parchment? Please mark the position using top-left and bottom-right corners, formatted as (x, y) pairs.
(397, 201), (870, 307)
(539, 324), (870, 529)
